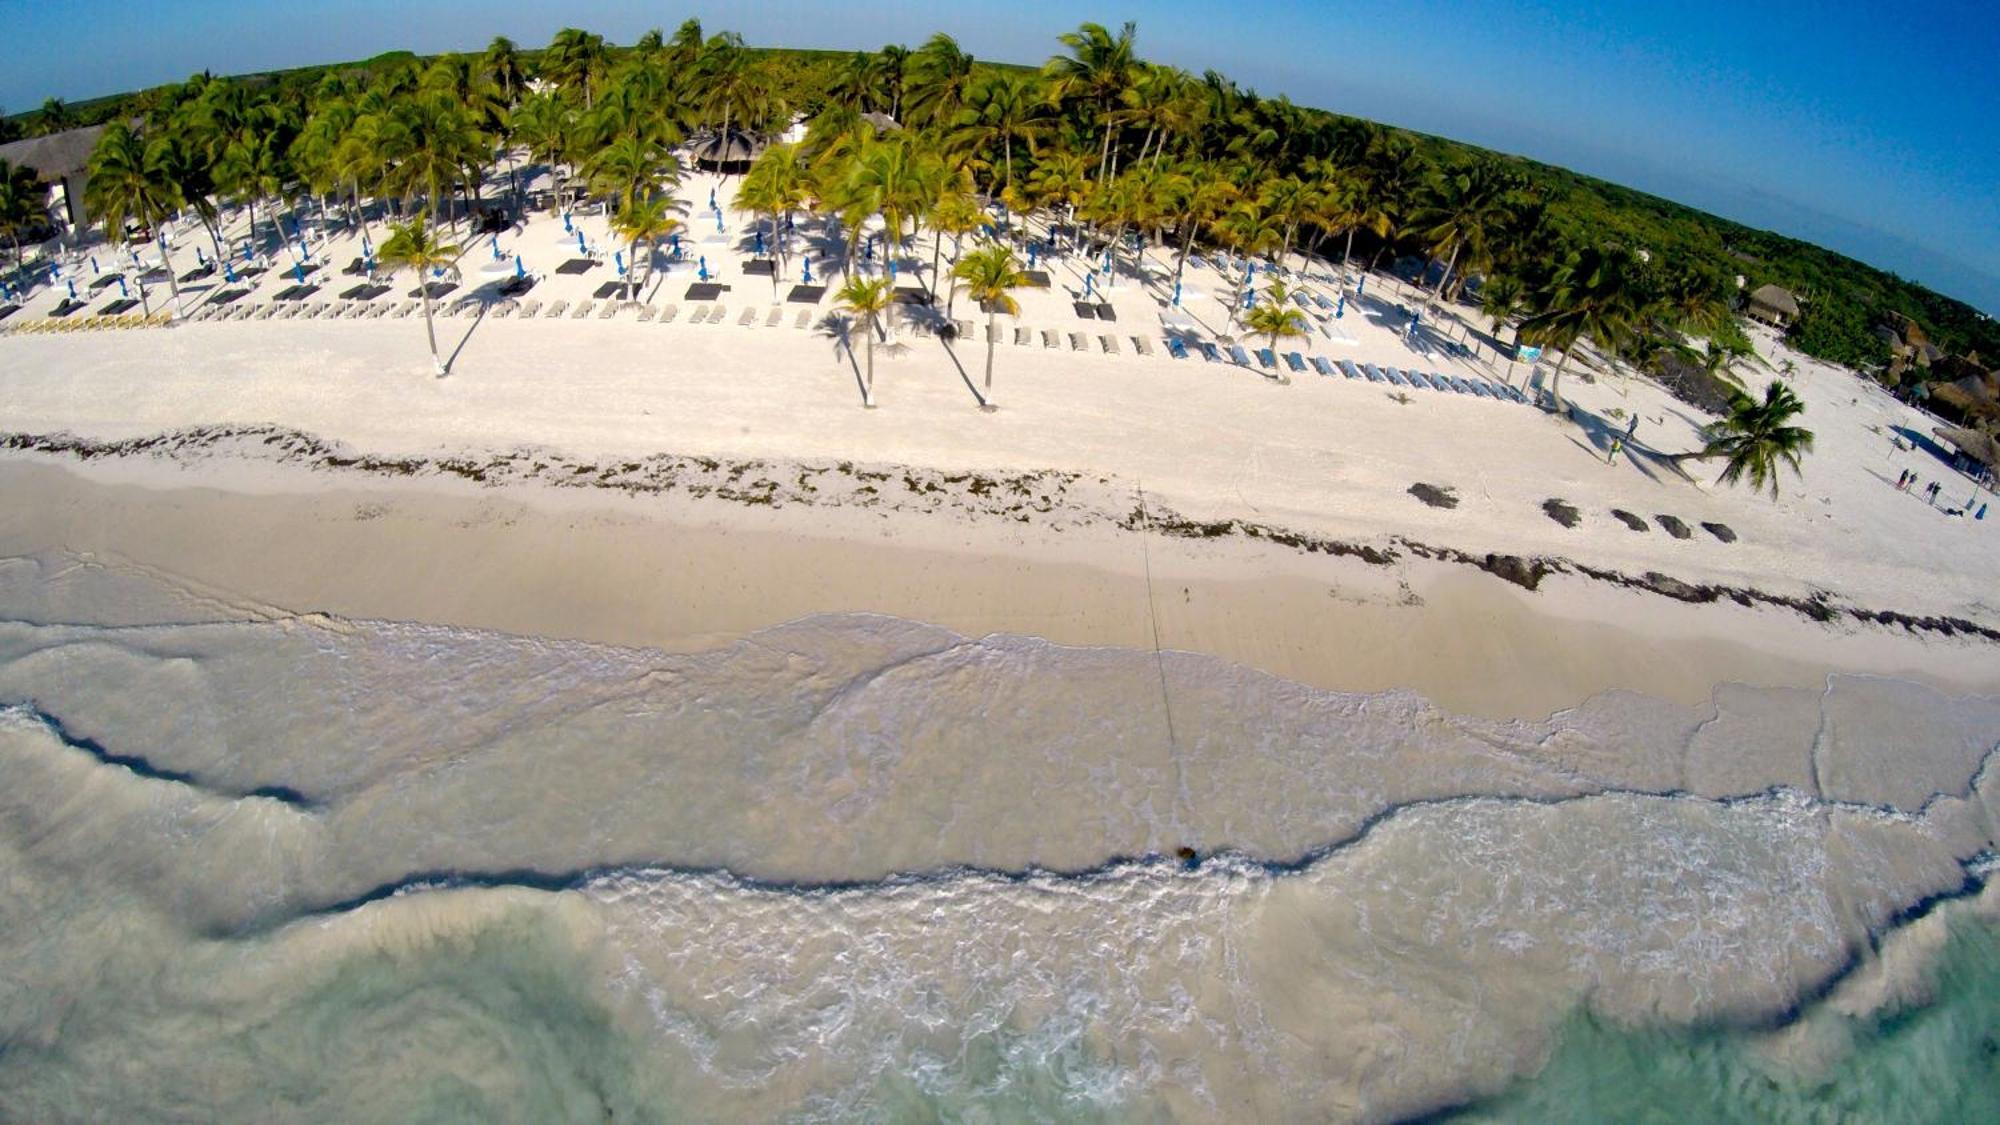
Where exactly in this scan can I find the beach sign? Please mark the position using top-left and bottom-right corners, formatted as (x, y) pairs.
(1516, 344), (1544, 363)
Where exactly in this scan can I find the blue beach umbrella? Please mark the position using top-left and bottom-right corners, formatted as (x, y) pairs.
(1082, 272), (1093, 299)
(1356, 274), (1366, 297)
(802, 257), (812, 283)
(698, 256), (709, 282)
(714, 209), (723, 234)
(1335, 293), (1346, 319)
(224, 262), (237, 284)
(515, 254), (525, 279)
(117, 275), (129, 297)
(67, 280), (77, 301)
(576, 229), (587, 254)
(615, 250), (626, 275)
(563, 212), (573, 233)
(1172, 279), (1182, 307)
(669, 232), (681, 258)
(755, 229), (765, 255)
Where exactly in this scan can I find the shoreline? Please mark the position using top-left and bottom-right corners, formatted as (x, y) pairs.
(5, 441), (1995, 721)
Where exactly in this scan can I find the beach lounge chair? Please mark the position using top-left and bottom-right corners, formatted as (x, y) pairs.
(635, 304), (655, 322)
(1099, 335), (1119, 354)
(1496, 381), (1528, 404)
(1042, 330), (1059, 349)
(1015, 327), (1032, 346)
(570, 301), (594, 319)
(1461, 377), (1493, 398)
(253, 305), (279, 320)
(1165, 336), (1188, 360)
(1284, 352), (1306, 373)
(737, 307), (758, 325)
(1380, 367), (1407, 386)
(708, 305), (728, 323)
(1067, 331), (1087, 351)
(1132, 336), (1153, 356)
(1337, 359), (1362, 379)
(492, 302), (515, 319)
(660, 304), (678, 323)
(955, 319), (973, 338)
(599, 302), (621, 319)
(794, 309), (810, 328)
(1313, 294), (1334, 310)
(1255, 347), (1277, 369)
(765, 308), (782, 327)
(688, 304), (709, 323)
(1198, 341), (1221, 363)
(1360, 363), (1386, 382)
(544, 301), (567, 318)
(1229, 344), (1252, 365)
(1310, 356), (1335, 377)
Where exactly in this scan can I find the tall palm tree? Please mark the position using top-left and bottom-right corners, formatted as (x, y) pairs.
(737, 144), (808, 296)
(950, 74), (1049, 192)
(836, 274), (895, 407)
(509, 92), (575, 210)
(375, 217), (460, 375)
(1406, 160), (1515, 302)
(1672, 380), (1815, 497)
(609, 194), (683, 300)
(1214, 198), (1282, 326)
(483, 37), (526, 105)
(86, 122), (187, 311)
(585, 135), (676, 208)
(1044, 21), (1139, 183)
(543, 28), (610, 109)
(905, 33), (975, 128)
(929, 188), (985, 314)
(35, 98), (74, 136)
(0, 159), (47, 270)
(1518, 245), (1645, 411)
(1242, 279), (1309, 379)
(952, 243), (1028, 404)
(1166, 161), (1237, 287)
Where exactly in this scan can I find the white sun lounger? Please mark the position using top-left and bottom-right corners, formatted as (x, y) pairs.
(1015, 327), (1032, 346)
(1309, 356), (1335, 376)
(544, 300), (567, 318)
(1042, 330), (1059, 349)
(1131, 336), (1153, 356)
(659, 304), (678, 323)
(737, 307), (758, 325)
(794, 309), (810, 328)
(1099, 335), (1119, 354)
(1338, 359), (1363, 379)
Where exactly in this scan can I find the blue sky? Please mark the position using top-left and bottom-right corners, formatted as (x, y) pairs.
(4, 0), (1995, 314)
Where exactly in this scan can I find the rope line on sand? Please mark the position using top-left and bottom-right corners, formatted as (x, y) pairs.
(1133, 481), (1187, 826)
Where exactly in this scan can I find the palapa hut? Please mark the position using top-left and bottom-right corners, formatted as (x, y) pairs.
(690, 126), (765, 174)
(1928, 420), (1992, 472)
(0, 123), (107, 232)
(1745, 283), (1800, 327)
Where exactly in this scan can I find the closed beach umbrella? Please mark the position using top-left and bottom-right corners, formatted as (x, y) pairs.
(224, 262), (236, 284)
(563, 212), (573, 234)
(196, 245), (206, 266)
(244, 242), (254, 263)
(492, 238), (501, 261)
(67, 279), (77, 301)
(515, 254), (525, 279)
(714, 209), (724, 234)
(1356, 274), (1366, 297)
(709, 188), (717, 210)
(90, 255), (99, 273)
(698, 256), (709, 282)
(755, 229), (765, 256)
(615, 250), (626, 275)
(1245, 285), (1255, 308)
(802, 257), (812, 283)
(1172, 279), (1181, 307)
(1336, 293), (1346, 319)
(888, 259), (897, 282)
(1083, 272), (1093, 299)
(576, 229), (587, 254)
(1028, 244), (1038, 268)
(294, 260), (306, 283)
(669, 233), (680, 258)
(117, 275), (128, 297)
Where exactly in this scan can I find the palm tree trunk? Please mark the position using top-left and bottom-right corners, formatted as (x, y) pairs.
(1096, 123), (1113, 184)
(1173, 221), (1197, 287)
(157, 234), (181, 313)
(1547, 347), (1570, 412)
(1002, 136), (1013, 191)
(1434, 240), (1460, 301)
(984, 307), (997, 398)
(863, 319), (875, 406)
(421, 289), (442, 374)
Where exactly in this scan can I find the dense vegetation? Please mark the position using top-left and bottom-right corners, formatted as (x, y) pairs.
(4, 19), (1993, 399)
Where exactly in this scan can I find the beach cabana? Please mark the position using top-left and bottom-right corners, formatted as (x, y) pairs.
(690, 127), (765, 174)
(1745, 283), (1800, 327)
(0, 123), (108, 233)
(1931, 426), (2000, 478)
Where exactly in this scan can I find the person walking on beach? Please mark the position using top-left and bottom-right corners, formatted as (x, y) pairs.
(1896, 468), (1909, 490)
(1607, 437), (1624, 465)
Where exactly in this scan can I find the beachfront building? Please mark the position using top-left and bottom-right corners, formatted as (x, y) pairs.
(1745, 283), (1800, 327)
(0, 123), (106, 234)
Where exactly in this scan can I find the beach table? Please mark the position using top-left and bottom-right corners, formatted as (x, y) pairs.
(277, 285), (319, 302)
(209, 288), (251, 308)
(893, 286), (932, 306)
(593, 281), (628, 300)
(684, 282), (726, 301)
(342, 257), (370, 276)
(140, 268), (171, 284)
(742, 259), (776, 276)
(338, 283), (386, 301)
(49, 299), (86, 317)
(410, 281), (456, 299)
(497, 276), (536, 297)
(785, 285), (824, 304)
(1023, 270), (1052, 288)
(1094, 303), (1116, 321)
(179, 264), (215, 283)
(97, 298), (139, 315)
(555, 259), (597, 275)
(0, 304), (18, 322)
(1073, 301), (1099, 319)
(90, 274), (120, 290)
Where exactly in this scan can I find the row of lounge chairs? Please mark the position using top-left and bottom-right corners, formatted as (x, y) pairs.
(1156, 337), (1525, 402)
(4, 310), (174, 334)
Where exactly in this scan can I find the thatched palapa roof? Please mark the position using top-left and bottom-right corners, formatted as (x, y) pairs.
(1932, 426), (2000, 472)
(1748, 283), (1800, 318)
(0, 124), (107, 180)
(690, 126), (764, 170)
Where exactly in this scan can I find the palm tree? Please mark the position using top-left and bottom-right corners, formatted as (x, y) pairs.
(1243, 280), (1309, 378)
(509, 92), (575, 210)
(950, 74), (1049, 192)
(35, 98), (74, 136)
(86, 122), (187, 312)
(952, 243), (1028, 405)
(1166, 161), (1236, 287)
(1044, 21), (1139, 183)
(0, 159), (45, 269)
(1214, 199), (1283, 326)
(929, 189), (985, 315)
(483, 37), (526, 105)
(1672, 381), (1815, 497)
(609, 194), (683, 300)
(543, 28), (610, 109)
(375, 217), (460, 375)
(737, 144), (807, 296)
(836, 274), (895, 407)
(585, 134), (675, 208)
(905, 33), (975, 128)
(1407, 160), (1515, 302)
(1518, 245), (1645, 411)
